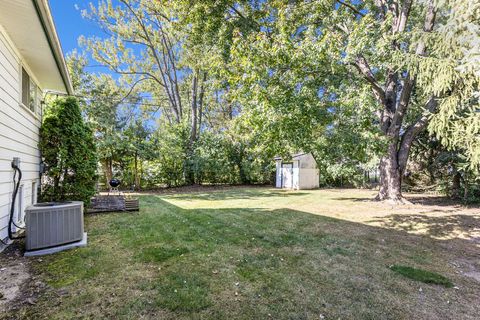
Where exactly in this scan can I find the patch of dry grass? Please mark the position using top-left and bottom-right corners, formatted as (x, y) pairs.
(5, 187), (480, 319)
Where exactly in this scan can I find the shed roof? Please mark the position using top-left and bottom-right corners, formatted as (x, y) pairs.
(275, 152), (316, 161)
(292, 152), (308, 159)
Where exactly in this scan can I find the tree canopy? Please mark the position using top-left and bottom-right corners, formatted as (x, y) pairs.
(65, 0), (479, 201)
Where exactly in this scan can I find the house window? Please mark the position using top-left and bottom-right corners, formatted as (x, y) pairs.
(29, 78), (36, 112)
(21, 67), (41, 114)
(21, 67), (29, 106)
(36, 86), (42, 117)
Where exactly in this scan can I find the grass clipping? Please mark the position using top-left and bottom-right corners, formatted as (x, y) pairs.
(390, 265), (453, 287)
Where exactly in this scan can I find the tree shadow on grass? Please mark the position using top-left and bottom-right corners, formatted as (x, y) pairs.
(332, 194), (477, 208)
(119, 197), (480, 318)
(331, 197), (373, 202)
(138, 195), (480, 249)
(369, 213), (480, 242)
(160, 188), (310, 201)
(17, 195), (480, 320)
(409, 196), (480, 208)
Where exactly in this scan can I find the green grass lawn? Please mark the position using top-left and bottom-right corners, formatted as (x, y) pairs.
(12, 187), (480, 319)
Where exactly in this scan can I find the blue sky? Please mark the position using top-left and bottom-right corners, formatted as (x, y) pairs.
(50, 1), (91, 54)
(49, 1), (158, 125)
(49, 0), (109, 74)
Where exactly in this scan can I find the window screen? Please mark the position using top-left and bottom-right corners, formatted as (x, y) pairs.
(22, 67), (29, 106)
(29, 78), (36, 112)
(21, 67), (41, 114)
(36, 86), (42, 116)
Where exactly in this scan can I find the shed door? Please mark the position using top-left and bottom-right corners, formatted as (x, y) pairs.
(281, 164), (293, 188)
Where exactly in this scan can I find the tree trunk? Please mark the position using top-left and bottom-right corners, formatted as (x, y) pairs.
(185, 72), (199, 185)
(197, 72), (207, 140)
(189, 72), (198, 146)
(237, 145), (250, 184)
(134, 151), (140, 191)
(102, 159), (113, 185)
(462, 172), (468, 201)
(376, 143), (405, 203)
(451, 172), (461, 199)
(353, 0), (437, 204)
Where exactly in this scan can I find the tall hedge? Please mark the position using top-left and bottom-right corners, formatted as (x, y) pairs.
(39, 97), (97, 204)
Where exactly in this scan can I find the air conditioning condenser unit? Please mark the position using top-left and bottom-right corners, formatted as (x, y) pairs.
(24, 201), (87, 256)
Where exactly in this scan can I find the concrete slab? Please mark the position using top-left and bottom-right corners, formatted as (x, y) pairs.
(24, 233), (87, 257)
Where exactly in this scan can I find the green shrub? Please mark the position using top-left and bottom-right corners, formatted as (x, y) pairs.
(39, 97), (97, 204)
(389, 265), (453, 287)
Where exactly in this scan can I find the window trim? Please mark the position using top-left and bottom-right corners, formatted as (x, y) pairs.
(19, 65), (42, 119)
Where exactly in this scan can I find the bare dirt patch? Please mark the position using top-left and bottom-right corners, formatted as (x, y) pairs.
(0, 242), (48, 319)
(1, 242), (30, 312)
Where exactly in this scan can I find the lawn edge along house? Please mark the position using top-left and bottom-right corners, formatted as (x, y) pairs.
(0, 0), (72, 251)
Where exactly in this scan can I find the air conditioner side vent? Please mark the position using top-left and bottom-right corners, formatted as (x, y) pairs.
(25, 202), (84, 251)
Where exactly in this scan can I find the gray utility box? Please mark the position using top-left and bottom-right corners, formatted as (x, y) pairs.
(25, 201), (84, 251)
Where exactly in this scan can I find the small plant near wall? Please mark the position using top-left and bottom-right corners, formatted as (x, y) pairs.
(39, 97), (97, 205)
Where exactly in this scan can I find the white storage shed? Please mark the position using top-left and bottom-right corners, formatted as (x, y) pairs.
(275, 152), (320, 190)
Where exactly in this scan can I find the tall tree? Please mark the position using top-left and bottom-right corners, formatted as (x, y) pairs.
(67, 51), (143, 185)
(189, 0), (479, 202)
(81, 0), (212, 183)
(40, 97), (97, 204)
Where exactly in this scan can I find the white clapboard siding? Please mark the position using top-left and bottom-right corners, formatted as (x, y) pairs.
(0, 213), (10, 235)
(0, 30), (19, 75)
(0, 122), (39, 147)
(0, 192), (11, 206)
(0, 96), (41, 132)
(0, 170), (39, 184)
(0, 47), (19, 81)
(0, 27), (41, 243)
(0, 67), (19, 96)
(0, 50), (18, 82)
(0, 139), (40, 159)
(0, 159), (38, 172)
(0, 149), (40, 166)
(0, 61), (18, 92)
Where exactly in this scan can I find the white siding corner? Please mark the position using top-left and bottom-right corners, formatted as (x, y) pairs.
(0, 28), (41, 245)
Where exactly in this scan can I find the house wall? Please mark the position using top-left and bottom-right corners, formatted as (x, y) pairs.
(0, 26), (41, 248)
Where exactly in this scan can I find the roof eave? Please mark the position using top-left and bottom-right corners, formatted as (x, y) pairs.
(32, 0), (73, 95)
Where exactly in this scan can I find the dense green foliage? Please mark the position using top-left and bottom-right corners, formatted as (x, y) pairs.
(216, 0), (479, 200)
(39, 97), (97, 204)
(65, 0), (479, 199)
(406, 132), (480, 201)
